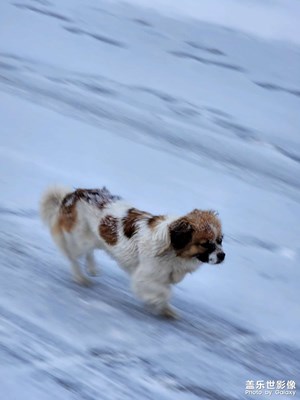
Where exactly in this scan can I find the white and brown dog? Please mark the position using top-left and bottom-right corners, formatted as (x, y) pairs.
(40, 186), (225, 318)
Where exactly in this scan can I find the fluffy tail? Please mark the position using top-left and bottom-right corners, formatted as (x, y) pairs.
(40, 185), (71, 227)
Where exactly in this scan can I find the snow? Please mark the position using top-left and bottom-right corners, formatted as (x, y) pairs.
(0, 0), (300, 399)
(119, 0), (300, 44)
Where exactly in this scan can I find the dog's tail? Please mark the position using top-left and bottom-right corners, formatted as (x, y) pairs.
(40, 185), (71, 228)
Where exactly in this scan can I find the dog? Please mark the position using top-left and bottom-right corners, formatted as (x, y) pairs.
(40, 186), (225, 318)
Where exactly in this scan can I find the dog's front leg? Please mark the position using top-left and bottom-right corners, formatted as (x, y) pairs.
(131, 266), (178, 319)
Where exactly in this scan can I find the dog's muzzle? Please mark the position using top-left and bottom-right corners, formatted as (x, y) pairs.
(196, 251), (225, 264)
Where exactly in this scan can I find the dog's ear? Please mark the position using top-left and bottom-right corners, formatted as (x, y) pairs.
(169, 219), (194, 251)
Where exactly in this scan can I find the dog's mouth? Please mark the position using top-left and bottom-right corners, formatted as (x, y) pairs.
(195, 252), (225, 264)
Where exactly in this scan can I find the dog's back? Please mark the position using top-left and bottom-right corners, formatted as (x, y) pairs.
(40, 186), (144, 271)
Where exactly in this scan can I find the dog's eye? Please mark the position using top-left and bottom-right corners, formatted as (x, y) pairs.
(216, 235), (223, 245)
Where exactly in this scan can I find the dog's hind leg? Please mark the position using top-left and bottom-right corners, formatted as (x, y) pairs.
(69, 257), (91, 286)
(53, 232), (92, 286)
(85, 251), (98, 276)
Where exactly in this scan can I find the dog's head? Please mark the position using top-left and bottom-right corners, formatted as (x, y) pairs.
(169, 209), (225, 264)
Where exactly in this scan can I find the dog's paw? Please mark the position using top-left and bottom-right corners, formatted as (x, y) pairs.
(87, 269), (99, 277)
(74, 275), (92, 287)
(160, 306), (179, 319)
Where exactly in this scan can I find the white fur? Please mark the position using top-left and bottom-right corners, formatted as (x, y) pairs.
(40, 187), (202, 317)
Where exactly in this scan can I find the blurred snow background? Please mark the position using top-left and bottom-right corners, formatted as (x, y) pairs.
(0, 0), (300, 399)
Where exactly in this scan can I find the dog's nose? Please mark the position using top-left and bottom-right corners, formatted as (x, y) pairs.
(218, 252), (225, 262)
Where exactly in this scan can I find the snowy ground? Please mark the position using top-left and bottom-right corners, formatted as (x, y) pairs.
(1, 0), (300, 399)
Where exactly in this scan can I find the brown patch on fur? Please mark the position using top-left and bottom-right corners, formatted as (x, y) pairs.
(51, 221), (62, 236)
(123, 208), (151, 238)
(172, 209), (222, 258)
(99, 215), (118, 245)
(57, 192), (78, 232)
(148, 215), (165, 229)
(179, 243), (207, 258)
